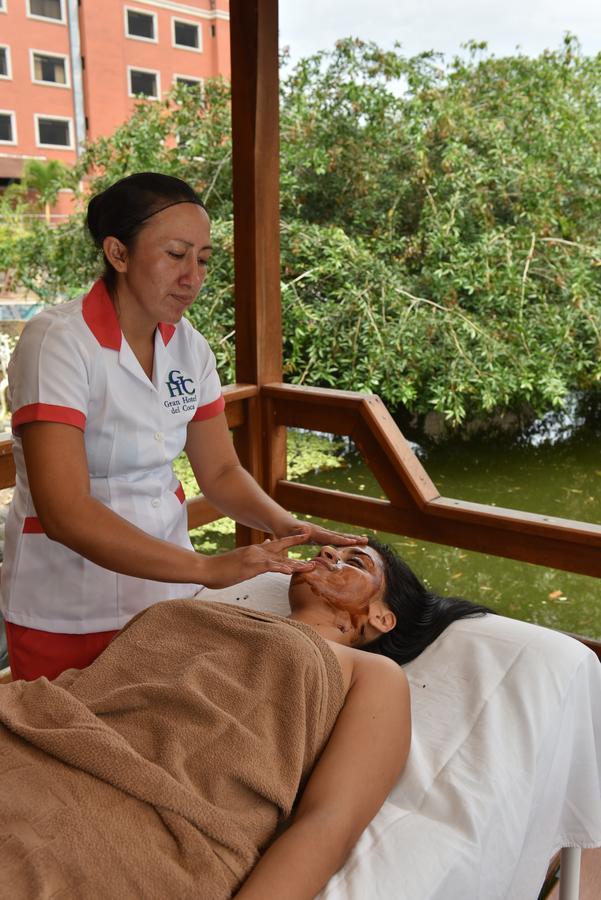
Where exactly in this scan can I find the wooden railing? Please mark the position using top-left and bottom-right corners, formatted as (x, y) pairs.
(264, 384), (601, 579)
(1, 381), (600, 657)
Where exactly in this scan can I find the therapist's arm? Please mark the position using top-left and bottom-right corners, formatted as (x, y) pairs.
(185, 411), (299, 537)
(19, 422), (314, 588)
(185, 413), (365, 546)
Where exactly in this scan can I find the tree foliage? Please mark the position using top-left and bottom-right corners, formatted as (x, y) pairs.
(278, 37), (601, 422)
(1, 37), (599, 428)
(2, 159), (72, 225)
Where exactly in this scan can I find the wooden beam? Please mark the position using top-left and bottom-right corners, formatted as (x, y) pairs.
(223, 383), (258, 430)
(264, 382), (369, 411)
(350, 418), (418, 509)
(186, 496), (224, 530)
(222, 383), (259, 402)
(263, 384), (601, 575)
(263, 391), (288, 499)
(224, 400), (245, 430)
(276, 480), (417, 533)
(357, 395), (439, 506)
(230, 0), (282, 387)
(271, 396), (358, 436)
(275, 481), (601, 578)
(0, 436), (15, 489)
(265, 383), (439, 506)
(428, 496), (601, 546)
(230, 0), (284, 545)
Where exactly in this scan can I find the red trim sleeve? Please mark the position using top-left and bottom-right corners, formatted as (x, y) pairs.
(12, 403), (86, 432)
(174, 482), (185, 504)
(23, 517), (44, 534)
(191, 394), (226, 422)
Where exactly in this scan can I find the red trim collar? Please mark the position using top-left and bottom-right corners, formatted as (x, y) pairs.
(82, 279), (121, 350)
(82, 279), (176, 348)
(158, 322), (176, 345)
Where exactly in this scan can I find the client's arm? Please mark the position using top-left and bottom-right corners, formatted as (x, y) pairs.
(235, 650), (411, 900)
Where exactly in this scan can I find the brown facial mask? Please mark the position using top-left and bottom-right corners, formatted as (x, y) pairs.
(293, 548), (385, 629)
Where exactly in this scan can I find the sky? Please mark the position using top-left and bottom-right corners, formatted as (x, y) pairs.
(278, 0), (601, 66)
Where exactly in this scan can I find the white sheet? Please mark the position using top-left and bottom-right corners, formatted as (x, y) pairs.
(200, 575), (601, 899)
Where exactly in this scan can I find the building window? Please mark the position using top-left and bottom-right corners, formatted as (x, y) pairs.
(35, 115), (72, 147)
(172, 19), (201, 52)
(0, 46), (11, 79)
(0, 111), (16, 144)
(128, 67), (160, 99)
(31, 51), (69, 86)
(27, 0), (64, 22)
(0, 1), (6, 13)
(175, 75), (202, 90)
(125, 7), (157, 42)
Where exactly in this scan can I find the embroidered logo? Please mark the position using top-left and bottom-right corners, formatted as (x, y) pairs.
(164, 369), (196, 415)
(166, 370), (196, 398)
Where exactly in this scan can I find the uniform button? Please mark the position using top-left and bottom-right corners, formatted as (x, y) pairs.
(154, 431), (164, 442)
(151, 498), (161, 508)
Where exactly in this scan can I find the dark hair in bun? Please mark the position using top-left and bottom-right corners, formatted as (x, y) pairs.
(86, 172), (206, 289)
(363, 538), (493, 666)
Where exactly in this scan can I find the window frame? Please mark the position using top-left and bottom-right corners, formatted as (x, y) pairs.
(0, 45), (12, 80)
(171, 17), (202, 53)
(34, 113), (73, 149)
(26, 0), (66, 25)
(30, 48), (70, 88)
(127, 66), (161, 100)
(173, 73), (203, 89)
(124, 5), (158, 44)
(0, 109), (16, 145)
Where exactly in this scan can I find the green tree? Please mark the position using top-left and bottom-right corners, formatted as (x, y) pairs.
(21, 159), (72, 224)
(74, 79), (233, 219)
(278, 36), (601, 422)
(1, 38), (599, 430)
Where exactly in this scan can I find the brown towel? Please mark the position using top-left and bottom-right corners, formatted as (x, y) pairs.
(0, 600), (345, 899)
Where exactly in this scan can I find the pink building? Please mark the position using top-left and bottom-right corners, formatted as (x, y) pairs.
(0, 0), (230, 187)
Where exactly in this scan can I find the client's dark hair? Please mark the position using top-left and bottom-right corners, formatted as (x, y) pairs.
(364, 538), (493, 666)
(86, 172), (205, 290)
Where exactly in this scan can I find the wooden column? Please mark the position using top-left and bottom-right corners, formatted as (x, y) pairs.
(230, 0), (286, 545)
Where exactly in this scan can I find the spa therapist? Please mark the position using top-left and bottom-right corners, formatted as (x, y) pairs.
(2, 172), (363, 681)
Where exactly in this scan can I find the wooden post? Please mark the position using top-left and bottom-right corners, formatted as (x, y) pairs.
(230, 0), (286, 545)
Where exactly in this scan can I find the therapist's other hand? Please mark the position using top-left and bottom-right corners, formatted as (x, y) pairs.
(200, 533), (315, 589)
(274, 519), (368, 547)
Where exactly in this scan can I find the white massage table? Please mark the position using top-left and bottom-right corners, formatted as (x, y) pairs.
(202, 573), (601, 900)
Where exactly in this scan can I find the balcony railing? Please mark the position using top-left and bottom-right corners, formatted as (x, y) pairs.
(2, 382), (599, 659)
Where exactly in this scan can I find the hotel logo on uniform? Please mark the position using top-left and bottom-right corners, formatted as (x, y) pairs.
(164, 370), (197, 414)
(166, 370), (196, 398)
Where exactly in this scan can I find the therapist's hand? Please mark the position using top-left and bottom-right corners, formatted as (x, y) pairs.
(273, 518), (369, 547)
(199, 533), (316, 589)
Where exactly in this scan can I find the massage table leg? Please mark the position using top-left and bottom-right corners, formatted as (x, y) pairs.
(558, 847), (581, 900)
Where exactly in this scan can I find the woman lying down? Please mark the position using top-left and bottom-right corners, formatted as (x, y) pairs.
(0, 539), (490, 899)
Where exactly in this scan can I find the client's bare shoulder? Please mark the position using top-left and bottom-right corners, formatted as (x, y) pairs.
(326, 640), (409, 698)
(324, 641), (411, 786)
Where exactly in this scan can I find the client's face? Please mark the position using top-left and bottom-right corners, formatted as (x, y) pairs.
(289, 545), (390, 642)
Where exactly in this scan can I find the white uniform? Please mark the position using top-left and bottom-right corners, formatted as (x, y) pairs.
(2, 278), (225, 633)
